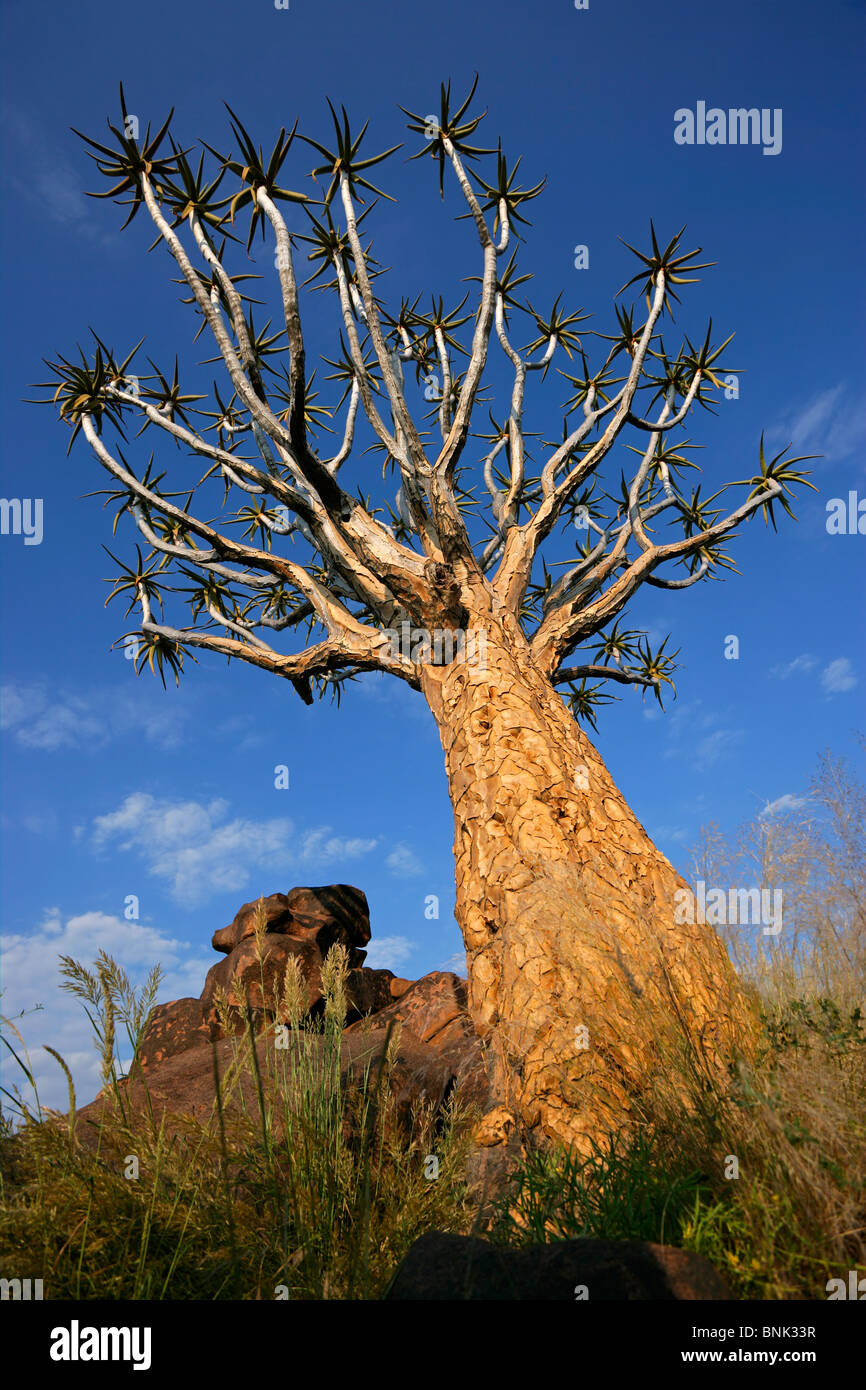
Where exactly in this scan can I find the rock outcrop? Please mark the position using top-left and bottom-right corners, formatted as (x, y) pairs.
(383, 1232), (734, 1300)
(136, 996), (214, 1071)
(74, 885), (488, 1147)
(210, 886), (370, 962)
(199, 885), (384, 1032)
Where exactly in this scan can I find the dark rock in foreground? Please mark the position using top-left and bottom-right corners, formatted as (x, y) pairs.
(383, 1231), (733, 1300)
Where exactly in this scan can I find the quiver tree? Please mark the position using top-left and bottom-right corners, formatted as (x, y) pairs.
(35, 79), (817, 1175)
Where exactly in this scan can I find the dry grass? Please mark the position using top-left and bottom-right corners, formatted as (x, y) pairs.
(2, 745), (864, 1299)
(0, 939), (483, 1299)
(489, 741), (866, 1299)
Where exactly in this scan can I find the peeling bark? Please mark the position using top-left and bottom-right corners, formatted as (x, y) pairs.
(420, 603), (757, 1169)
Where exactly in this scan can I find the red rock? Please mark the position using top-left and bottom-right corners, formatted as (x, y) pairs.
(202, 940), (401, 1035)
(283, 885), (371, 960)
(70, 888), (489, 1165)
(345, 968), (395, 1020)
(71, 1025), (471, 1152)
(345, 972), (489, 1114)
(136, 997), (215, 1071)
(211, 885), (370, 965)
(211, 892), (294, 954)
(361, 971), (469, 1044)
(200, 935), (325, 1028)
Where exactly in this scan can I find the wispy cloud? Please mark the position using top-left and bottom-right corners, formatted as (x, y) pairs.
(767, 384), (866, 464)
(661, 699), (743, 770)
(1, 107), (110, 244)
(91, 792), (378, 905)
(820, 658), (858, 695)
(768, 653), (857, 696)
(435, 951), (468, 977)
(770, 653), (816, 680)
(355, 672), (433, 725)
(759, 793), (809, 817)
(0, 908), (213, 1113)
(1, 682), (191, 752)
(385, 843), (425, 877)
(651, 824), (690, 846)
(364, 936), (415, 971)
(693, 727), (745, 769)
(2, 811), (61, 836)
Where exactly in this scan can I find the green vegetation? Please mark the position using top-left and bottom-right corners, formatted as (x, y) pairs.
(2, 746), (864, 1299)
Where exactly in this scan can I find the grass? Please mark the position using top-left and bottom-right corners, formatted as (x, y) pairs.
(0, 939), (484, 1300)
(486, 994), (866, 1299)
(482, 741), (866, 1300)
(3, 968), (862, 1299)
(2, 744), (864, 1299)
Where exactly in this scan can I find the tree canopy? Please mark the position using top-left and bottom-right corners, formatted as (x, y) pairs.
(34, 78), (817, 730)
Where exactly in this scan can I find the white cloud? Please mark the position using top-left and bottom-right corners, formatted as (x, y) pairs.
(90, 792), (378, 906)
(768, 385), (866, 463)
(364, 935), (415, 972)
(385, 843), (425, 877)
(770, 653), (816, 680)
(435, 951), (468, 978)
(759, 794), (809, 818)
(1, 685), (103, 750)
(0, 909), (213, 1114)
(694, 728), (744, 770)
(1, 682), (189, 752)
(820, 658), (858, 695)
(297, 827), (378, 862)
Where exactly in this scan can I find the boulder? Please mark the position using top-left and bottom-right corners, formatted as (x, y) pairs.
(71, 888), (488, 1167)
(383, 1232), (734, 1300)
(211, 885), (371, 965)
(136, 997), (215, 1071)
(283, 884), (371, 949)
(201, 940), (402, 1034)
(211, 892), (294, 954)
(345, 968), (396, 1021)
(345, 972), (488, 1114)
(359, 971), (470, 1046)
(71, 1025), (473, 1152)
(201, 935), (325, 1028)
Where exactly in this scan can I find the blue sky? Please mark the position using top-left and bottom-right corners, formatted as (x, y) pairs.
(1, 0), (864, 1111)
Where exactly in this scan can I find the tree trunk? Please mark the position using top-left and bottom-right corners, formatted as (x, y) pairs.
(419, 604), (758, 1182)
